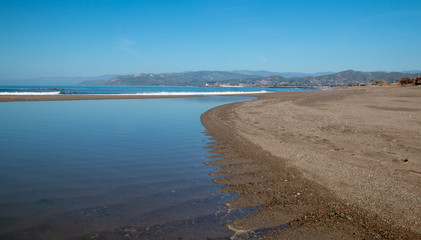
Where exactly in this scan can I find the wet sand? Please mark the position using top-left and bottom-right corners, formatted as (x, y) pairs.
(201, 85), (421, 239)
(0, 94), (193, 102)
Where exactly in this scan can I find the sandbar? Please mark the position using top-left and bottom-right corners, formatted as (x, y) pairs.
(0, 94), (196, 102)
(201, 85), (421, 239)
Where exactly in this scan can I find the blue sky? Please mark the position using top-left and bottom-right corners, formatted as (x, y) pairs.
(1, 0), (420, 79)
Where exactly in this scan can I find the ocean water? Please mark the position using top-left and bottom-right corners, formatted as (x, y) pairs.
(0, 85), (317, 95)
(0, 96), (263, 240)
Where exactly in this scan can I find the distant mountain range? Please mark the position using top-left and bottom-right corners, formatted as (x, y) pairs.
(237, 70), (421, 87)
(230, 70), (335, 78)
(2, 70), (420, 86)
(80, 70), (421, 87)
(79, 71), (262, 86)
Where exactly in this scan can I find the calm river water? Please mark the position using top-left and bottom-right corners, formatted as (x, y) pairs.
(0, 96), (258, 239)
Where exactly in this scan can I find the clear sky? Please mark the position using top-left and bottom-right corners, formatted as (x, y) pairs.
(1, 0), (420, 79)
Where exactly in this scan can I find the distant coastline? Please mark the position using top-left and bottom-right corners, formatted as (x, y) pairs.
(3, 70), (420, 87)
(80, 70), (420, 88)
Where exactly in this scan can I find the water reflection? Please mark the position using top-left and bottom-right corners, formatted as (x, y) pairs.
(0, 96), (255, 239)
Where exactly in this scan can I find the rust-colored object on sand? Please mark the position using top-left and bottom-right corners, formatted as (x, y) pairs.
(400, 76), (421, 85)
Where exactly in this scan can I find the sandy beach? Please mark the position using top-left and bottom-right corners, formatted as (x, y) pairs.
(201, 85), (421, 239)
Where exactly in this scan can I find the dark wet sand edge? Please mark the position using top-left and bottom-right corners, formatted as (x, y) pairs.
(200, 88), (421, 239)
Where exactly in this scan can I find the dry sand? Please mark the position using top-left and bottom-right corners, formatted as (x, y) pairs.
(201, 85), (421, 239)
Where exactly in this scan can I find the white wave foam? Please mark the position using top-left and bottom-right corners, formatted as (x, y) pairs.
(0, 91), (268, 96)
(0, 91), (61, 95)
(117, 91), (268, 96)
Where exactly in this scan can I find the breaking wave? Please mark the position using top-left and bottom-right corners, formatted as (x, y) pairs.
(0, 91), (61, 95)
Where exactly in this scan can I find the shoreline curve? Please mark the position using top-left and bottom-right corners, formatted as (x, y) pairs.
(201, 85), (421, 239)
